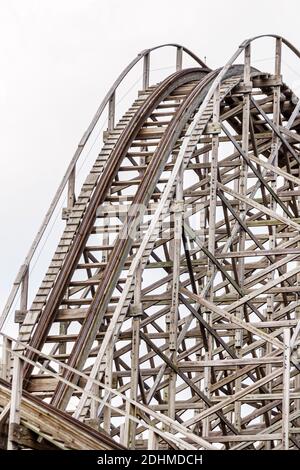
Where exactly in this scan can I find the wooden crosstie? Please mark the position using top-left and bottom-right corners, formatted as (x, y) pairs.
(1, 36), (300, 450)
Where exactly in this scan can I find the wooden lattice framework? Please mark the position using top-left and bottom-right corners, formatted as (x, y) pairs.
(1, 35), (300, 450)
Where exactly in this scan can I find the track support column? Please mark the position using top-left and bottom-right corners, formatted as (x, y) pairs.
(7, 355), (23, 450)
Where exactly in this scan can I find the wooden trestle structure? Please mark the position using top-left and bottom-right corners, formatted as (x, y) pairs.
(1, 35), (300, 450)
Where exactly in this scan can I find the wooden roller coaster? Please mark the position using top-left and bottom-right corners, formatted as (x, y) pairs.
(1, 35), (300, 450)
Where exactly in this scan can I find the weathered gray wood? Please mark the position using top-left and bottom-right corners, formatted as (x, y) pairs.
(143, 53), (150, 90)
(282, 328), (291, 449)
(176, 46), (183, 71)
(0, 337), (11, 381)
(3, 35), (300, 450)
(0, 43), (204, 331)
(7, 356), (23, 450)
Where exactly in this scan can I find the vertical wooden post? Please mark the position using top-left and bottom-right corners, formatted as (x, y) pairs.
(295, 40), (300, 425)
(203, 85), (220, 436)
(1, 337), (12, 381)
(120, 422), (125, 445)
(67, 166), (76, 209)
(282, 328), (290, 450)
(103, 340), (113, 433)
(20, 267), (29, 313)
(7, 355), (23, 450)
(63, 165), (76, 220)
(60, 165), (76, 366)
(143, 53), (150, 90)
(95, 206), (110, 428)
(208, 85), (220, 260)
(58, 320), (67, 374)
(124, 263), (142, 448)
(296, 274), (300, 425)
(265, 39), (282, 446)
(148, 429), (159, 450)
(176, 46), (183, 71)
(168, 163), (183, 425)
(235, 43), (251, 432)
(108, 91), (115, 132)
(18, 267), (29, 335)
(195, 149), (208, 430)
(122, 400), (131, 447)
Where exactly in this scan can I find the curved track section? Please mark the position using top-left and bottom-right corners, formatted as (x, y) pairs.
(1, 36), (300, 450)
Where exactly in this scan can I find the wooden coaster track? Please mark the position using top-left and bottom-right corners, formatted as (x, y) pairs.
(1, 36), (300, 450)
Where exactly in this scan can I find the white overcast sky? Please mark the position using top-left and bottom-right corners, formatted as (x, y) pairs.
(1, 0), (300, 316)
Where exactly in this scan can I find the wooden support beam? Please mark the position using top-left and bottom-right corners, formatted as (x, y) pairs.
(148, 429), (159, 449)
(108, 91), (116, 132)
(0, 337), (12, 382)
(282, 328), (291, 450)
(7, 356), (23, 450)
(20, 267), (29, 313)
(176, 47), (183, 71)
(143, 53), (150, 90)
